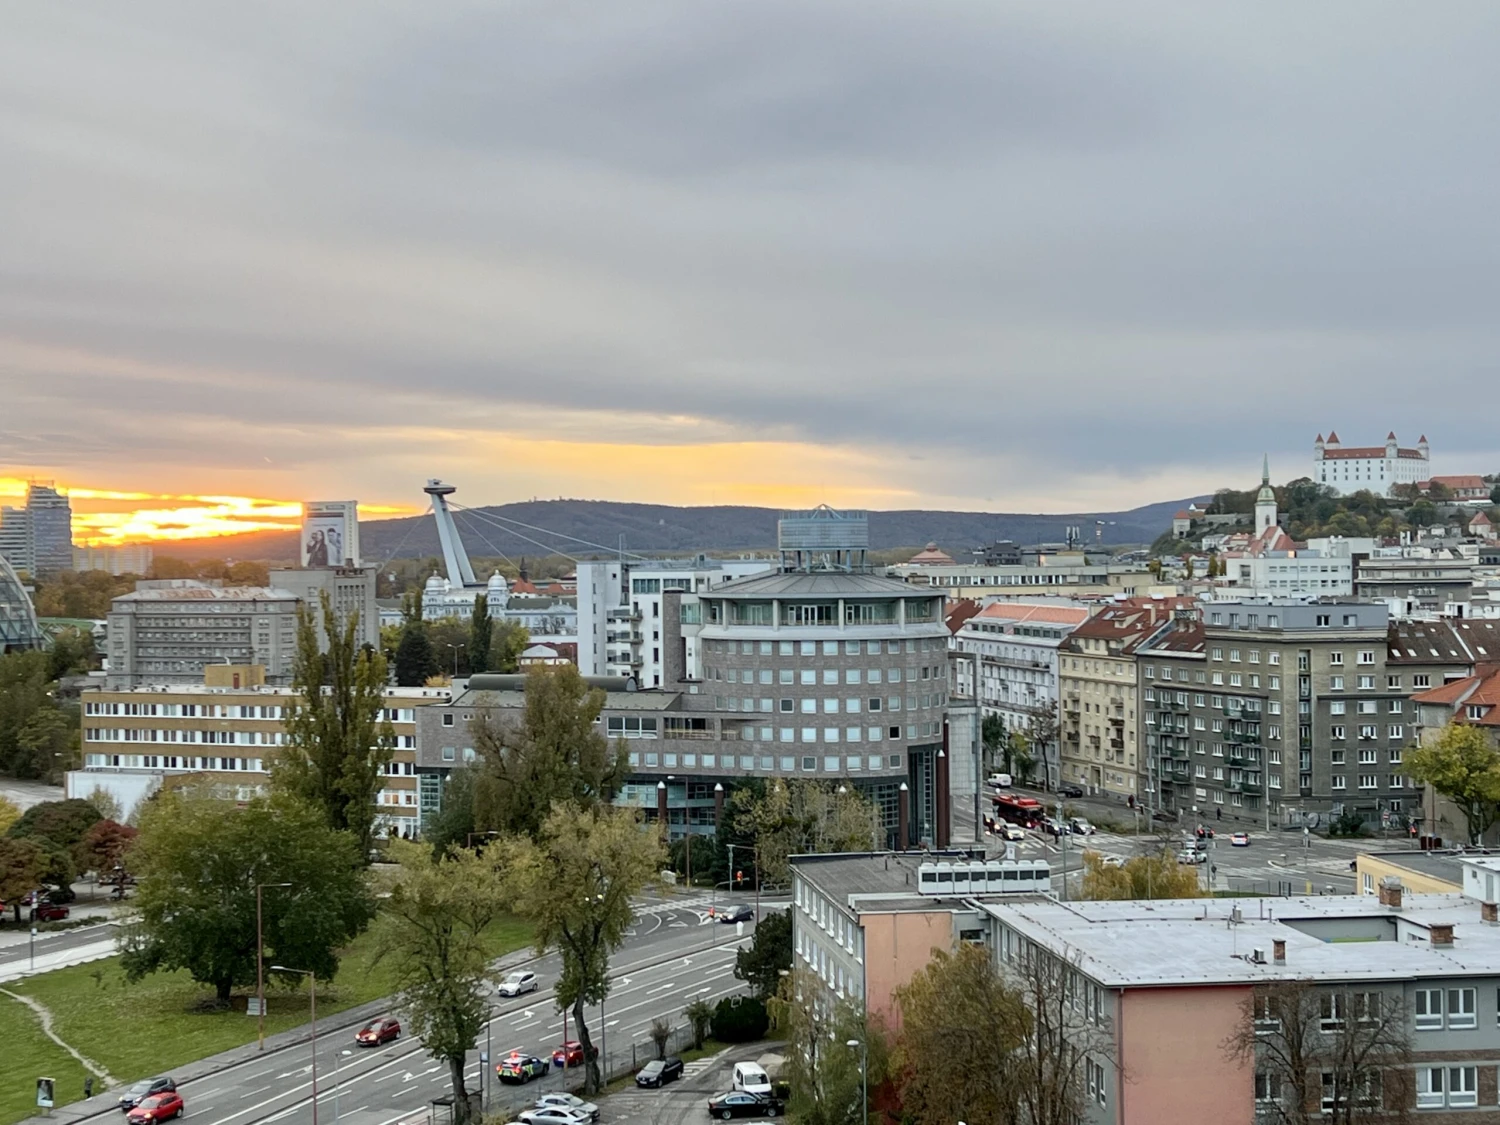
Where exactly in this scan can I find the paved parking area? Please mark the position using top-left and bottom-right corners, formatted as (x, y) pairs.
(585, 1043), (779, 1125)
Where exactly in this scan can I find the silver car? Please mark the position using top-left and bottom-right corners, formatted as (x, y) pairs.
(534, 1094), (598, 1122)
(498, 970), (539, 997)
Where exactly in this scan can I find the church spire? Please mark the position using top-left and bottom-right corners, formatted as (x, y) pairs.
(1262, 452), (1270, 486)
(1255, 455), (1278, 537)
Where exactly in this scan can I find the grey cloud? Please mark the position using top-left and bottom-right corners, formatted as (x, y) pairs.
(3, 1), (1500, 504)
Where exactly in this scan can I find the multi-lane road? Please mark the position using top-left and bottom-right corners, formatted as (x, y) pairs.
(34, 893), (766, 1125)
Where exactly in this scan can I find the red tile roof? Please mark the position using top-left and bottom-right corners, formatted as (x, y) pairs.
(1413, 667), (1500, 726)
(944, 599), (981, 634)
(1321, 446), (1425, 460)
(973, 602), (1092, 626)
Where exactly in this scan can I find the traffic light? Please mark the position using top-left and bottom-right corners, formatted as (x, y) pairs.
(735, 870), (743, 886)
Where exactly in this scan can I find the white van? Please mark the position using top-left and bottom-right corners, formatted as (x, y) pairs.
(987, 773), (1012, 789)
(732, 1062), (771, 1095)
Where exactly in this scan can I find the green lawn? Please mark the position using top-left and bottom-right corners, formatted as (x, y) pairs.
(5, 917), (532, 1122)
(0, 990), (89, 1125)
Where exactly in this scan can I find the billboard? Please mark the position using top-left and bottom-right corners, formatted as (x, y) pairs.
(302, 501), (360, 568)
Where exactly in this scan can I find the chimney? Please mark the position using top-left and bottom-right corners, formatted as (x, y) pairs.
(1430, 923), (1455, 947)
(1483, 902), (1499, 925)
(1272, 939), (1286, 963)
(1378, 876), (1403, 909)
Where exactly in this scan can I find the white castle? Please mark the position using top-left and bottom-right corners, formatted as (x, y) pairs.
(1313, 431), (1429, 496)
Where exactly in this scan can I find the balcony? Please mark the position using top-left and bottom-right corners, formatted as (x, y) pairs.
(607, 608), (642, 623)
(1108, 737), (1125, 751)
(1166, 698), (1189, 712)
(1107, 713), (1125, 726)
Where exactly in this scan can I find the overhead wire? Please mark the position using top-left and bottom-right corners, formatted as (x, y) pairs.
(448, 503), (583, 563)
(449, 502), (651, 562)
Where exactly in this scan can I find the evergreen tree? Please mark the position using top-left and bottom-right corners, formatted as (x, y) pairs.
(395, 622), (440, 686)
(468, 594), (492, 673)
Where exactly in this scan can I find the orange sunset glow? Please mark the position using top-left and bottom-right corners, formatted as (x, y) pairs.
(0, 478), (415, 546)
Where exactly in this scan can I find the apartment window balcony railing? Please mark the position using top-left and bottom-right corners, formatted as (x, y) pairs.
(607, 608), (642, 623)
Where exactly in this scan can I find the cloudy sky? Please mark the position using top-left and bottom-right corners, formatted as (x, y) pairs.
(3, 2), (1499, 539)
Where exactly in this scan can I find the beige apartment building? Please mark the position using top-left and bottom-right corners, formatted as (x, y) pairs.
(71, 664), (450, 836)
(1059, 599), (1193, 802)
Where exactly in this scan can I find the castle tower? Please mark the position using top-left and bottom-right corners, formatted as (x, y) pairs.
(1255, 455), (1278, 537)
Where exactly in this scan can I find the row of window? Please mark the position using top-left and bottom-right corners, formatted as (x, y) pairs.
(84, 754), (264, 771)
(709, 665), (943, 685)
(627, 750), (901, 773)
(713, 695), (942, 714)
(737, 725), (938, 744)
(84, 728), (418, 749)
(703, 638), (942, 656)
(84, 702), (418, 722)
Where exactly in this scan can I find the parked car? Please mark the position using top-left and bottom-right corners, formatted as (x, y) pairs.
(497, 1055), (549, 1084)
(355, 1018), (400, 1047)
(719, 905), (755, 924)
(635, 1057), (684, 1087)
(125, 1093), (183, 1125)
(533, 1093), (598, 1122)
(1058, 784), (1085, 798)
(34, 902), (70, 922)
(1068, 818), (1096, 836)
(552, 1041), (585, 1068)
(1177, 849), (1208, 865)
(1230, 832), (1251, 847)
(498, 970), (539, 997)
(515, 1109), (590, 1125)
(707, 1091), (784, 1119)
(119, 1078), (177, 1111)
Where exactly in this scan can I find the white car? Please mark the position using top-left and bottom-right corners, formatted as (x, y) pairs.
(987, 773), (1012, 789)
(1001, 824), (1026, 842)
(516, 1109), (591, 1125)
(534, 1094), (599, 1122)
(498, 970), (539, 997)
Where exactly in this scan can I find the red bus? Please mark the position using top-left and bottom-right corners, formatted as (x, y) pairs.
(993, 794), (1043, 828)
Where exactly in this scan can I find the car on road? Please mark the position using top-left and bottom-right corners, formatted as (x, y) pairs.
(533, 1093), (599, 1122)
(986, 773), (1012, 788)
(719, 905), (755, 924)
(34, 902), (70, 921)
(1039, 817), (1069, 837)
(497, 1055), (549, 1084)
(1001, 824), (1026, 842)
(119, 1078), (177, 1111)
(1230, 832), (1251, 847)
(125, 1093), (183, 1125)
(636, 1056), (684, 1087)
(707, 1091), (784, 1119)
(498, 970), (540, 997)
(552, 1041), (585, 1068)
(1068, 818), (1096, 836)
(355, 1018), (401, 1047)
(1058, 784), (1085, 798)
(1100, 854), (1126, 868)
(516, 1108), (591, 1125)
(1177, 849), (1208, 865)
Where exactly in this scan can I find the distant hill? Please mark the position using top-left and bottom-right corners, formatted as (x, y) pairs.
(147, 496), (1208, 564)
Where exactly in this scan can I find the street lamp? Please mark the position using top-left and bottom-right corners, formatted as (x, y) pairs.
(846, 1039), (868, 1125)
(255, 882), (293, 1050)
(272, 966), (319, 1125)
(445, 642), (465, 678)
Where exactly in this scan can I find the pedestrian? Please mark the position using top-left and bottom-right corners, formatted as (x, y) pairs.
(84, 1078), (93, 1099)
(1216, 807), (1222, 821)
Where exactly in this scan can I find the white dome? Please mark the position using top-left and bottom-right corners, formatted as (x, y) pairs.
(487, 571), (509, 592)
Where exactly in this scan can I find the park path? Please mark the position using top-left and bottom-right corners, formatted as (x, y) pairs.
(1, 986), (115, 1086)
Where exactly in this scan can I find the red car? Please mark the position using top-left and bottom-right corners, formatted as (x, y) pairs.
(355, 1018), (401, 1047)
(552, 1041), (584, 1068)
(35, 903), (69, 922)
(126, 1093), (183, 1124)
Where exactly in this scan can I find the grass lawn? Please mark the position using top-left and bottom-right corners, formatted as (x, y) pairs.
(0, 990), (88, 1125)
(5, 916), (532, 1119)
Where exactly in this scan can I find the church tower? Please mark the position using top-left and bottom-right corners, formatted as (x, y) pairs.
(1255, 455), (1278, 537)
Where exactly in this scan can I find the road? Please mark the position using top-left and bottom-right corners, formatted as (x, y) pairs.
(0, 922), (122, 984)
(175, 894), (755, 1125)
(587, 1041), (778, 1125)
(955, 784), (1371, 896)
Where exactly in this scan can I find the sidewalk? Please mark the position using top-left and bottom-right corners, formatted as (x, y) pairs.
(11, 945), (540, 1125)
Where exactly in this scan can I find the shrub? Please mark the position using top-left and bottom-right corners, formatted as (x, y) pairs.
(710, 995), (769, 1043)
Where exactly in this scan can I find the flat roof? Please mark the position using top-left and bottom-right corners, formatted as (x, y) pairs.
(1359, 849), (1474, 887)
(986, 893), (1500, 988)
(82, 684), (452, 700)
(447, 687), (681, 711)
(708, 571), (927, 599)
(792, 850), (989, 902)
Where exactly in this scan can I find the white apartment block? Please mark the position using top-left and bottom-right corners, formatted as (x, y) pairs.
(575, 557), (773, 686)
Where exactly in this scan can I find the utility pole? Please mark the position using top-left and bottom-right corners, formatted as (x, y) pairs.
(255, 882), (292, 1050)
(1057, 800), (1068, 901)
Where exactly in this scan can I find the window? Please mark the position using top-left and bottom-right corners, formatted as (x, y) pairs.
(1254, 1072), (1280, 1104)
(1447, 987), (1477, 1029)
(1357, 650), (1375, 665)
(1319, 992), (1346, 1030)
(1085, 1059), (1106, 1107)
(1329, 651), (1344, 666)
(1252, 992), (1280, 1033)
(442, 713), (454, 727)
(1414, 988), (1443, 1030)
(1419, 1066), (1477, 1109)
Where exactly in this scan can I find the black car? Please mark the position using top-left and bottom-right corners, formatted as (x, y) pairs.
(119, 1078), (176, 1111)
(1058, 785), (1085, 799)
(635, 1057), (684, 1088)
(707, 1091), (783, 1119)
(718, 905), (754, 924)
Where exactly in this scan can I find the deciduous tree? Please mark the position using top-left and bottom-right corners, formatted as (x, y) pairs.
(1224, 981), (1412, 1125)
(371, 840), (507, 1125)
(1006, 944), (1116, 1125)
(490, 619), (530, 674)
(395, 622), (439, 686)
(471, 665), (627, 841)
(7, 798), (101, 850)
(895, 944), (1028, 1125)
(498, 803), (664, 1094)
(1080, 849), (1203, 900)
(121, 790), (373, 1005)
(1403, 723), (1500, 844)
(273, 593), (394, 858)
(467, 594), (492, 673)
(0, 795), (20, 836)
(72, 819), (138, 882)
(728, 779), (880, 886)
(772, 969), (886, 1125)
(0, 837), (48, 922)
